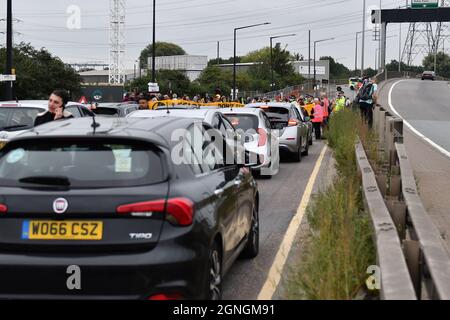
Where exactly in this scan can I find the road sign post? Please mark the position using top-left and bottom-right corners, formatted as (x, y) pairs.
(148, 82), (159, 93)
(0, 74), (16, 82)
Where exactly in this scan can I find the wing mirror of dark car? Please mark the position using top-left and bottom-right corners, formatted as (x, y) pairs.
(237, 150), (259, 168)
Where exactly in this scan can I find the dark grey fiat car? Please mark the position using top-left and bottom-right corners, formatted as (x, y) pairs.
(0, 117), (259, 300)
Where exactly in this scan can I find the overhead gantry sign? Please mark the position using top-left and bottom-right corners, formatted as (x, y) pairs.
(371, 7), (450, 75)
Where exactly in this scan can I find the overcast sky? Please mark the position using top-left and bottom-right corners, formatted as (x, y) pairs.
(0, 0), (429, 70)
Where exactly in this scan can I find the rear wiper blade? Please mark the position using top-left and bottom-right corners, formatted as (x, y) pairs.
(0, 124), (30, 131)
(19, 176), (71, 186)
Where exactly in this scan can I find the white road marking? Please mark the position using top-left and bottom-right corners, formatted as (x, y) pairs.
(257, 145), (328, 300)
(388, 79), (450, 160)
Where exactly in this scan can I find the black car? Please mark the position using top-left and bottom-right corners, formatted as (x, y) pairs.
(0, 117), (259, 299)
(91, 103), (139, 117)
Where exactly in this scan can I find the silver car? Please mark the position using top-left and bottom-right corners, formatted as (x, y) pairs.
(245, 103), (309, 162)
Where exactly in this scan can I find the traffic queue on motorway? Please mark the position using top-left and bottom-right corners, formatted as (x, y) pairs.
(0, 96), (317, 299)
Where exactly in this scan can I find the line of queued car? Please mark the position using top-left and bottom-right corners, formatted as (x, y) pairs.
(0, 98), (314, 299)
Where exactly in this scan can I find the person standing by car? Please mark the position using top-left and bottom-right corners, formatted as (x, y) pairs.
(321, 92), (330, 129)
(358, 77), (377, 128)
(34, 90), (74, 127)
(311, 98), (324, 140)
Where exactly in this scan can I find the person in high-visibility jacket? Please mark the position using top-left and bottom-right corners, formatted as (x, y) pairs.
(333, 91), (346, 113)
(311, 98), (324, 140)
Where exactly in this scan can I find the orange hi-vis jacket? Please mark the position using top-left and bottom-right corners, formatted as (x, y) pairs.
(311, 104), (324, 123)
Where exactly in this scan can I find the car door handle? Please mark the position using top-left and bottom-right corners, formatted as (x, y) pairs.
(214, 188), (224, 196)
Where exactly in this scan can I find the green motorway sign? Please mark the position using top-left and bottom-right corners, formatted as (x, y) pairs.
(411, 0), (439, 8)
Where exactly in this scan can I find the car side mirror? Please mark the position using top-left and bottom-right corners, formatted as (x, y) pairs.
(237, 150), (258, 168)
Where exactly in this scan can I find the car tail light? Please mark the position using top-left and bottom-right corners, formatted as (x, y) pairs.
(117, 198), (194, 226)
(148, 293), (183, 300)
(0, 204), (7, 214)
(288, 119), (298, 126)
(165, 198), (194, 226)
(257, 128), (267, 146)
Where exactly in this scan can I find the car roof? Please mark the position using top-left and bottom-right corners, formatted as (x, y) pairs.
(219, 108), (262, 115)
(0, 101), (86, 109)
(245, 102), (293, 109)
(128, 109), (215, 119)
(96, 103), (137, 109)
(11, 117), (196, 148)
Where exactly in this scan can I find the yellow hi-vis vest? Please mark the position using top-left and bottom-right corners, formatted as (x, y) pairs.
(334, 97), (346, 112)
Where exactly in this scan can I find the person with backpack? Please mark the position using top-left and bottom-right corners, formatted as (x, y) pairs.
(358, 77), (377, 128)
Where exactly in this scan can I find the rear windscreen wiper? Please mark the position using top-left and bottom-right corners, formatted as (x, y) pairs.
(0, 124), (30, 131)
(19, 176), (71, 186)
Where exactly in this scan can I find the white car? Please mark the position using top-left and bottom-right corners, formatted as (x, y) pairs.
(218, 108), (279, 178)
(127, 109), (249, 168)
(0, 100), (95, 144)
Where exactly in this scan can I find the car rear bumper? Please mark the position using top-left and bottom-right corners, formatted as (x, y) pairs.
(0, 236), (209, 300)
(279, 140), (299, 153)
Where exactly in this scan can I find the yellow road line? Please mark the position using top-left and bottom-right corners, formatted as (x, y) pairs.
(257, 144), (328, 300)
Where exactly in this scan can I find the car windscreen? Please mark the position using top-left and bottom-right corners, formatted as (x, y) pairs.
(262, 107), (289, 122)
(0, 139), (166, 188)
(92, 107), (120, 116)
(0, 107), (44, 131)
(223, 114), (259, 131)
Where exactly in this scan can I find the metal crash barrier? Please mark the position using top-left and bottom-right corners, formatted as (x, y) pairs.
(356, 141), (417, 300)
(359, 106), (450, 300)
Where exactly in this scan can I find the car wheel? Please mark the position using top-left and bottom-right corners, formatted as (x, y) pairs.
(302, 141), (309, 156)
(292, 144), (302, 162)
(206, 242), (222, 300)
(240, 205), (259, 259)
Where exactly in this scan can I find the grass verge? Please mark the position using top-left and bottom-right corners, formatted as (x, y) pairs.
(286, 109), (376, 300)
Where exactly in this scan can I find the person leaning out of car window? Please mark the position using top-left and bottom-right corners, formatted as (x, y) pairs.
(138, 95), (149, 110)
(34, 90), (74, 126)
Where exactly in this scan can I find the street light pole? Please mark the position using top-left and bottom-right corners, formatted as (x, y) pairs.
(361, 0), (366, 77)
(308, 30), (311, 85)
(355, 32), (359, 76)
(375, 48), (379, 70)
(233, 22), (270, 100)
(152, 0), (156, 83)
(4, 0), (13, 100)
(270, 33), (296, 91)
(313, 37), (334, 91)
(378, 0), (382, 72)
